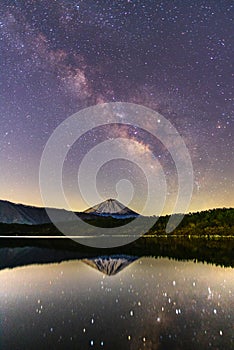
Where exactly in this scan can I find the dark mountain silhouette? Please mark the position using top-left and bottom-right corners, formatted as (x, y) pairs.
(0, 200), (51, 225)
(0, 200), (90, 225)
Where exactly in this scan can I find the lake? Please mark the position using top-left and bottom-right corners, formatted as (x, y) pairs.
(0, 253), (233, 349)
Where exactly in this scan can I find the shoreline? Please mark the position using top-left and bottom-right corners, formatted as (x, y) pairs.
(0, 236), (233, 268)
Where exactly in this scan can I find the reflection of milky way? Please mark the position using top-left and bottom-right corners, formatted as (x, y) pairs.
(0, 1), (233, 212)
(0, 258), (233, 349)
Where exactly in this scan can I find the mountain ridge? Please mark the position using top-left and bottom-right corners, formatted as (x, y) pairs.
(0, 198), (138, 225)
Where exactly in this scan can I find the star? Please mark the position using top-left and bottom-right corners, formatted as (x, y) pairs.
(0, 0), (232, 213)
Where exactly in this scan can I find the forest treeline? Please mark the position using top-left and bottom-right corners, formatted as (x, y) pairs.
(148, 207), (234, 236)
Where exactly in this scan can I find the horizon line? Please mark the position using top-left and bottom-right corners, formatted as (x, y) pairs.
(0, 197), (233, 217)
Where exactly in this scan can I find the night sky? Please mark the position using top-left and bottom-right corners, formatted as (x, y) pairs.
(0, 0), (233, 214)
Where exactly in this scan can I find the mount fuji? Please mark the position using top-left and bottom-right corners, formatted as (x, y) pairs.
(0, 198), (139, 225)
(84, 198), (139, 219)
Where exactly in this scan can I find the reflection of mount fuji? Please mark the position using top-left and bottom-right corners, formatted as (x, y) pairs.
(0, 248), (138, 273)
(84, 198), (139, 219)
(82, 255), (138, 276)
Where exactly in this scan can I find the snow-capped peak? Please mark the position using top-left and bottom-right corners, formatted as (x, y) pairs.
(84, 198), (138, 218)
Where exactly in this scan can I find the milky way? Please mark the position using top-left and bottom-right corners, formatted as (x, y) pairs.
(0, 1), (233, 213)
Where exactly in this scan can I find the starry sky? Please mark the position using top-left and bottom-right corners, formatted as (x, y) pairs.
(0, 0), (233, 214)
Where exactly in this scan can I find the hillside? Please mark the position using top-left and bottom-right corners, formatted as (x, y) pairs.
(148, 208), (234, 237)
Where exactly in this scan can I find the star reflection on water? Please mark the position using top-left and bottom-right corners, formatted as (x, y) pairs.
(0, 255), (233, 349)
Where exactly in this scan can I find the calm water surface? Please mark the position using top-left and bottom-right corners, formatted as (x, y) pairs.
(0, 256), (233, 349)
